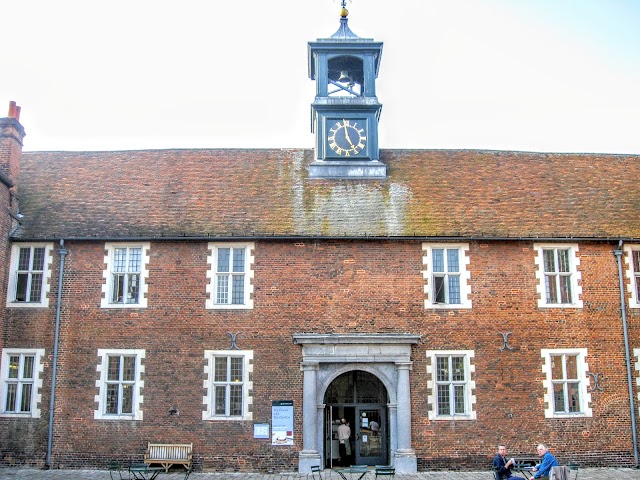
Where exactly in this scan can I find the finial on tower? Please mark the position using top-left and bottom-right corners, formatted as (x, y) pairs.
(340, 0), (349, 18)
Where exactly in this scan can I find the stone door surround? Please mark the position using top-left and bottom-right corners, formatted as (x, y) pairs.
(293, 333), (420, 474)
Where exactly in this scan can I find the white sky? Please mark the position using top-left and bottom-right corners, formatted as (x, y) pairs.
(2, 0), (639, 154)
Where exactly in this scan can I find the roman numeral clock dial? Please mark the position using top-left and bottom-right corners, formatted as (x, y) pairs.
(327, 119), (367, 156)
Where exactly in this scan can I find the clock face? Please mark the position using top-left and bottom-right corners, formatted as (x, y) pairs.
(327, 119), (367, 156)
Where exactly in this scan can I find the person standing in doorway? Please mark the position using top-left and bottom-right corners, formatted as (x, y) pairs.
(369, 419), (379, 435)
(337, 418), (351, 466)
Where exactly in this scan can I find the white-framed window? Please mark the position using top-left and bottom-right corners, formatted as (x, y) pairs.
(0, 348), (45, 418)
(206, 243), (254, 309)
(101, 243), (150, 308)
(624, 244), (640, 308)
(203, 350), (253, 421)
(534, 243), (583, 308)
(6, 243), (54, 308)
(94, 349), (144, 420)
(426, 350), (476, 420)
(422, 243), (472, 309)
(541, 348), (592, 418)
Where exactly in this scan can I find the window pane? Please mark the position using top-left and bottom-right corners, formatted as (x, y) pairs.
(553, 383), (565, 412)
(121, 384), (134, 414)
(214, 386), (226, 415)
(107, 356), (121, 381)
(560, 275), (572, 303)
(565, 355), (578, 379)
(437, 385), (450, 415)
(214, 357), (228, 382)
(128, 248), (141, 272)
(230, 357), (243, 382)
(32, 247), (45, 270)
(8, 356), (19, 379)
(453, 384), (465, 414)
(432, 249), (444, 272)
(106, 384), (119, 414)
(112, 274), (124, 303)
(113, 248), (127, 272)
(230, 385), (243, 416)
(447, 249), (459, 273)
(29, 273), (43, 302)
(448, 275), (460, 304)
(216, 275), (229, 304)
(126, 274), (139, 303)
(436, 357), (449, 381)
(543, 249), (556, 273)
(451, 357), (465, 381)
(217, 248), (230, 272)
(433, 276), (445, 303)
(22, 356), (35, 379)
(557, 249), (570, 273)
(15, 273), (28, 302)
(122, 356), (135, 382)
(568, 382), (580, 412)
(5, 384), (17, 411)
(550, 355), (563, 380)
(19, 384), (33, 412)
(545, 275), (558, 303)
(232, 248), (245, 273)
(232, 275), (245, 304)
(18, 248), (31, 270)
(633, 251), (640, 272)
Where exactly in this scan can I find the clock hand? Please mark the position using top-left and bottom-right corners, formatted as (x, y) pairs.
(343, 124), (356, 148)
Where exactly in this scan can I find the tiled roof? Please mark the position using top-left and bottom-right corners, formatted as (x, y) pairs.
(14, 148), (640, 240)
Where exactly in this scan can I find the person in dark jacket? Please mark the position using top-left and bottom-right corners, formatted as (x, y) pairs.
(493, 445), (526, 480)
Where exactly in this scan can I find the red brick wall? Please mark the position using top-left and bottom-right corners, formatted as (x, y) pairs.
(1, 239), (638, 470)
(0, 183), (10, 358)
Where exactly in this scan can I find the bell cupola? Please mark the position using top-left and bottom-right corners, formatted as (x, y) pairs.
(308, 2), (385, 179)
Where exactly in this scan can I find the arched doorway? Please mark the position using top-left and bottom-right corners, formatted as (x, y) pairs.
(293, 333), (420, 474)
(324, 370), (388, 467)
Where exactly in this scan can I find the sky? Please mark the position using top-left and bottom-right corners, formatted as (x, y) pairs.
(2, 0), (640, 154)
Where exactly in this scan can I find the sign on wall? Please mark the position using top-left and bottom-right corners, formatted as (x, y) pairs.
(254, 423), (270, 439)
(271, 400), (294, 446)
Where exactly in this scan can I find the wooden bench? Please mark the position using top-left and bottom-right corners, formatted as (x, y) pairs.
(143, 443), (193, 473)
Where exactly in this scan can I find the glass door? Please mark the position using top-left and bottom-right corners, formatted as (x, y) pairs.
(355, 407), (386, 466)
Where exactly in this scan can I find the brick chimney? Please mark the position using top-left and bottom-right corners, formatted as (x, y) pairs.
(0, 101), (26, 188)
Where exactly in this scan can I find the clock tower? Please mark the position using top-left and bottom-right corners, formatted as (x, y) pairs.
(308, 3), (385, 179)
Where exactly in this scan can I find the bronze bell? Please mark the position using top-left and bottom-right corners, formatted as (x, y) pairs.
(338, 70), (351, 83)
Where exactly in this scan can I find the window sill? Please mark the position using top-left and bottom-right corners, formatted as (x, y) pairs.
(0, 412), (38, 418)
(6, 301), (48, 308)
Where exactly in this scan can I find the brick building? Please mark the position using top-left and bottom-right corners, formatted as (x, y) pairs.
(1, 7), (640, 474)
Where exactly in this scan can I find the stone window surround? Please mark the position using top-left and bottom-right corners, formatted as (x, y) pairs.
(623, 244), (640, 308)
(94, 348), (145, 421)
(540, 348), (592, 419)
(293, 333), (420, 475)
(425, 349), (476, 420)
(206, 242), (255, 310)
(202, 349), (254, 421)
(101, 242), (150, 309)
(6, 243), (54, 308)
(422, 243), (472, 309)
(533, 243), (583, 309)
(0, 348), (46, 418)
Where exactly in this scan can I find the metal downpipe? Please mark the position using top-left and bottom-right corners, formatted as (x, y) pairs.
(46, 240), (68, 469)
(613, 240), (639, 467)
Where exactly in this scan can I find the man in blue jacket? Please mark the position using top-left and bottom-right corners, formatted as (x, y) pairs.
(532, 444), (559, 479)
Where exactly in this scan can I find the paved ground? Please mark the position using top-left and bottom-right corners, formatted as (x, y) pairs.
(0, 467), (638, 480)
